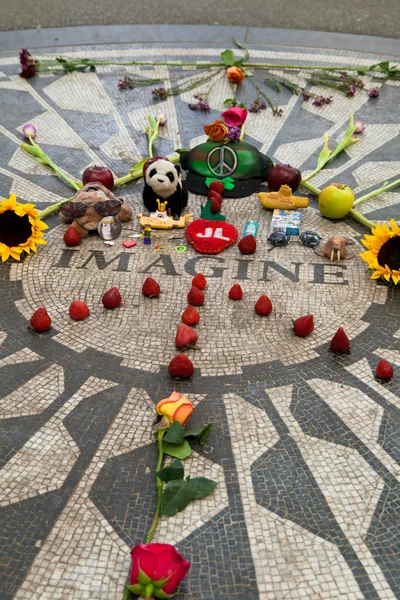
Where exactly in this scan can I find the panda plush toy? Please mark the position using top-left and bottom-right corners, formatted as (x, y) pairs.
(142, 156), (188, 218)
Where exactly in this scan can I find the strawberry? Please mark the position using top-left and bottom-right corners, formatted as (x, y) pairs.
(192, 273), (207, 290)
(207, 191), (223, 204)
(229, 284), (243, 300)
(168, 354), (194, 378)
(238, 235), (256, 255)
(142, 277), (161, 298)
(187, 286), (204, 306)
(293, 314), (314, 337)
(376, 359), (394, 380)
(209, 180), (225, 195)
(210, 197), (222, 214)
(255, 295), (273, 316)
(102, 287), (122, 309)
(175, 324), (198, 348)
(30, 307), (51, 332)
(182, 306), (200, 326)
(330, 327), (350, 354)
(185, 200), (238, 255)
(69, 300), (90, 321)
(64, 226), (81, 247)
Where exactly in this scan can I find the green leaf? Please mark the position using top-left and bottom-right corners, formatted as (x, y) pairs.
(153, 575), (172, 589)
(154, 589), (175, 599)
(223, 98), (236, 108)
(200, 199), (227, 222)
(138, 567), (152, 586)
(163, 421), (185, 445)
(221, 49), (235, 67)
(161, 477), (217, 516)
(184, 423), (213, 445)
(156, 459), (184, 482)
(127, 583), (143, 594)
(188, 476), (218, 500)
(163, 440), (192, 459)
(147, 115), (158, 131)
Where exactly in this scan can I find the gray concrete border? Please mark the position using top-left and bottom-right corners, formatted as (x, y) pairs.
(1, 24), (399, 56)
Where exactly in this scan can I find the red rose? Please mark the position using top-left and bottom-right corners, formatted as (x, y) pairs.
(129, 543), (190, 597)
(221, 106), (248, 128)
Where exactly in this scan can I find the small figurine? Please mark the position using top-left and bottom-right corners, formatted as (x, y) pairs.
(314, 235), (356, 261)
(143, 226), (152, 245)
(138, 199), (192, 230)
(259, 185), (309, 210)
(142, 157), (188, 217)
(60, 182), (132, 238)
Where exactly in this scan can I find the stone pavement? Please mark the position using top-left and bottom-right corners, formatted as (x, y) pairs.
(0, 29), (400, 600)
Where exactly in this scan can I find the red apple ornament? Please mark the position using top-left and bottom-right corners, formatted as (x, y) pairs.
(82, 165), (114, 190)
(268, 164), (302, 192)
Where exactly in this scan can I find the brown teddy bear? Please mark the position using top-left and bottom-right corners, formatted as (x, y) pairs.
(60, 182), (132, 238)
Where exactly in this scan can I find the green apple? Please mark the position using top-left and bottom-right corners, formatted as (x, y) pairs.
(318, 183), (354, 219)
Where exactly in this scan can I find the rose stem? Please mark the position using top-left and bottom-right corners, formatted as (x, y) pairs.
(145, 430), (165, 544)
(299, 180), (321, 196)
(349, 208), (375, 229)
(353, 177), (400, 206)
(148, 118), (161, 159)
(38, 196), (74, 220)
(38, 58), (375, 73)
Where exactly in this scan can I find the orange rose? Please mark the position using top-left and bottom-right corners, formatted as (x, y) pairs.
(156, 391), (194, 426)
(203, 119), (228, 142)
(226, 66), (245, 84)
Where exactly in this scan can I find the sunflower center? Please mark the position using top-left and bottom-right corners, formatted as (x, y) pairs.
(378, 236), (400, 271)
(0, 210), (32, 247)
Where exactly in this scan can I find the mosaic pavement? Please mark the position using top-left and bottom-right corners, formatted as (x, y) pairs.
(0, 40), (399, 599)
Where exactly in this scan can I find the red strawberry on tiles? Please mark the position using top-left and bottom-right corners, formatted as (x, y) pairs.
(192, 273), (207, 290)
(175, 324), (198, 348)
(376, 359), (394, 380)
(187, 286), (204, 306)
(228, 284), (243, 300)
(63, 226), (81, 247)
(293, 314), (314, 337)
(181, 306), (200, 326)
(102, 287), (122, 309)
(330, 327), (350, 354)
(238, 235), (256, 255)
(255, 295), (273, 316)
(30, 307), (51, 332)
(69, 300), (90, 321)
(168, 354), (195, 378)
(142, 277), (161, 298)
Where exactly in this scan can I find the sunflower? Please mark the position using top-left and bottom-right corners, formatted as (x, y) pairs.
(360, 219), (400, 285)
(0, 194), (48, 262)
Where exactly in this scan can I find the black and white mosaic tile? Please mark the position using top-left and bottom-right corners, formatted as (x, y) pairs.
(0, 40), (399, 599)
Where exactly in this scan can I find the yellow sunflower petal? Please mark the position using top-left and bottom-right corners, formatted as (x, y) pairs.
(19, 203), (38, 217)
(389, 219), (400, 235)
(9, 247), (22, 261)
(33, 219), (48, 231)
(31, 236), (47, 246)
(28, 239), (37, 252)
(19, 243), (31, 254)
(14, 205), (28, 217)
(370, 270), (383, 280)
(0, 246), (10, 262)
(392, 272), (400, 285)
(359, 250), (376, 266)
(1, 194), (17, 211)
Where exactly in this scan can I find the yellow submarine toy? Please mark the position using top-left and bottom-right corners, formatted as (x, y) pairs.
(137, 199), (192, 229)
(259, 184), (310, 210)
